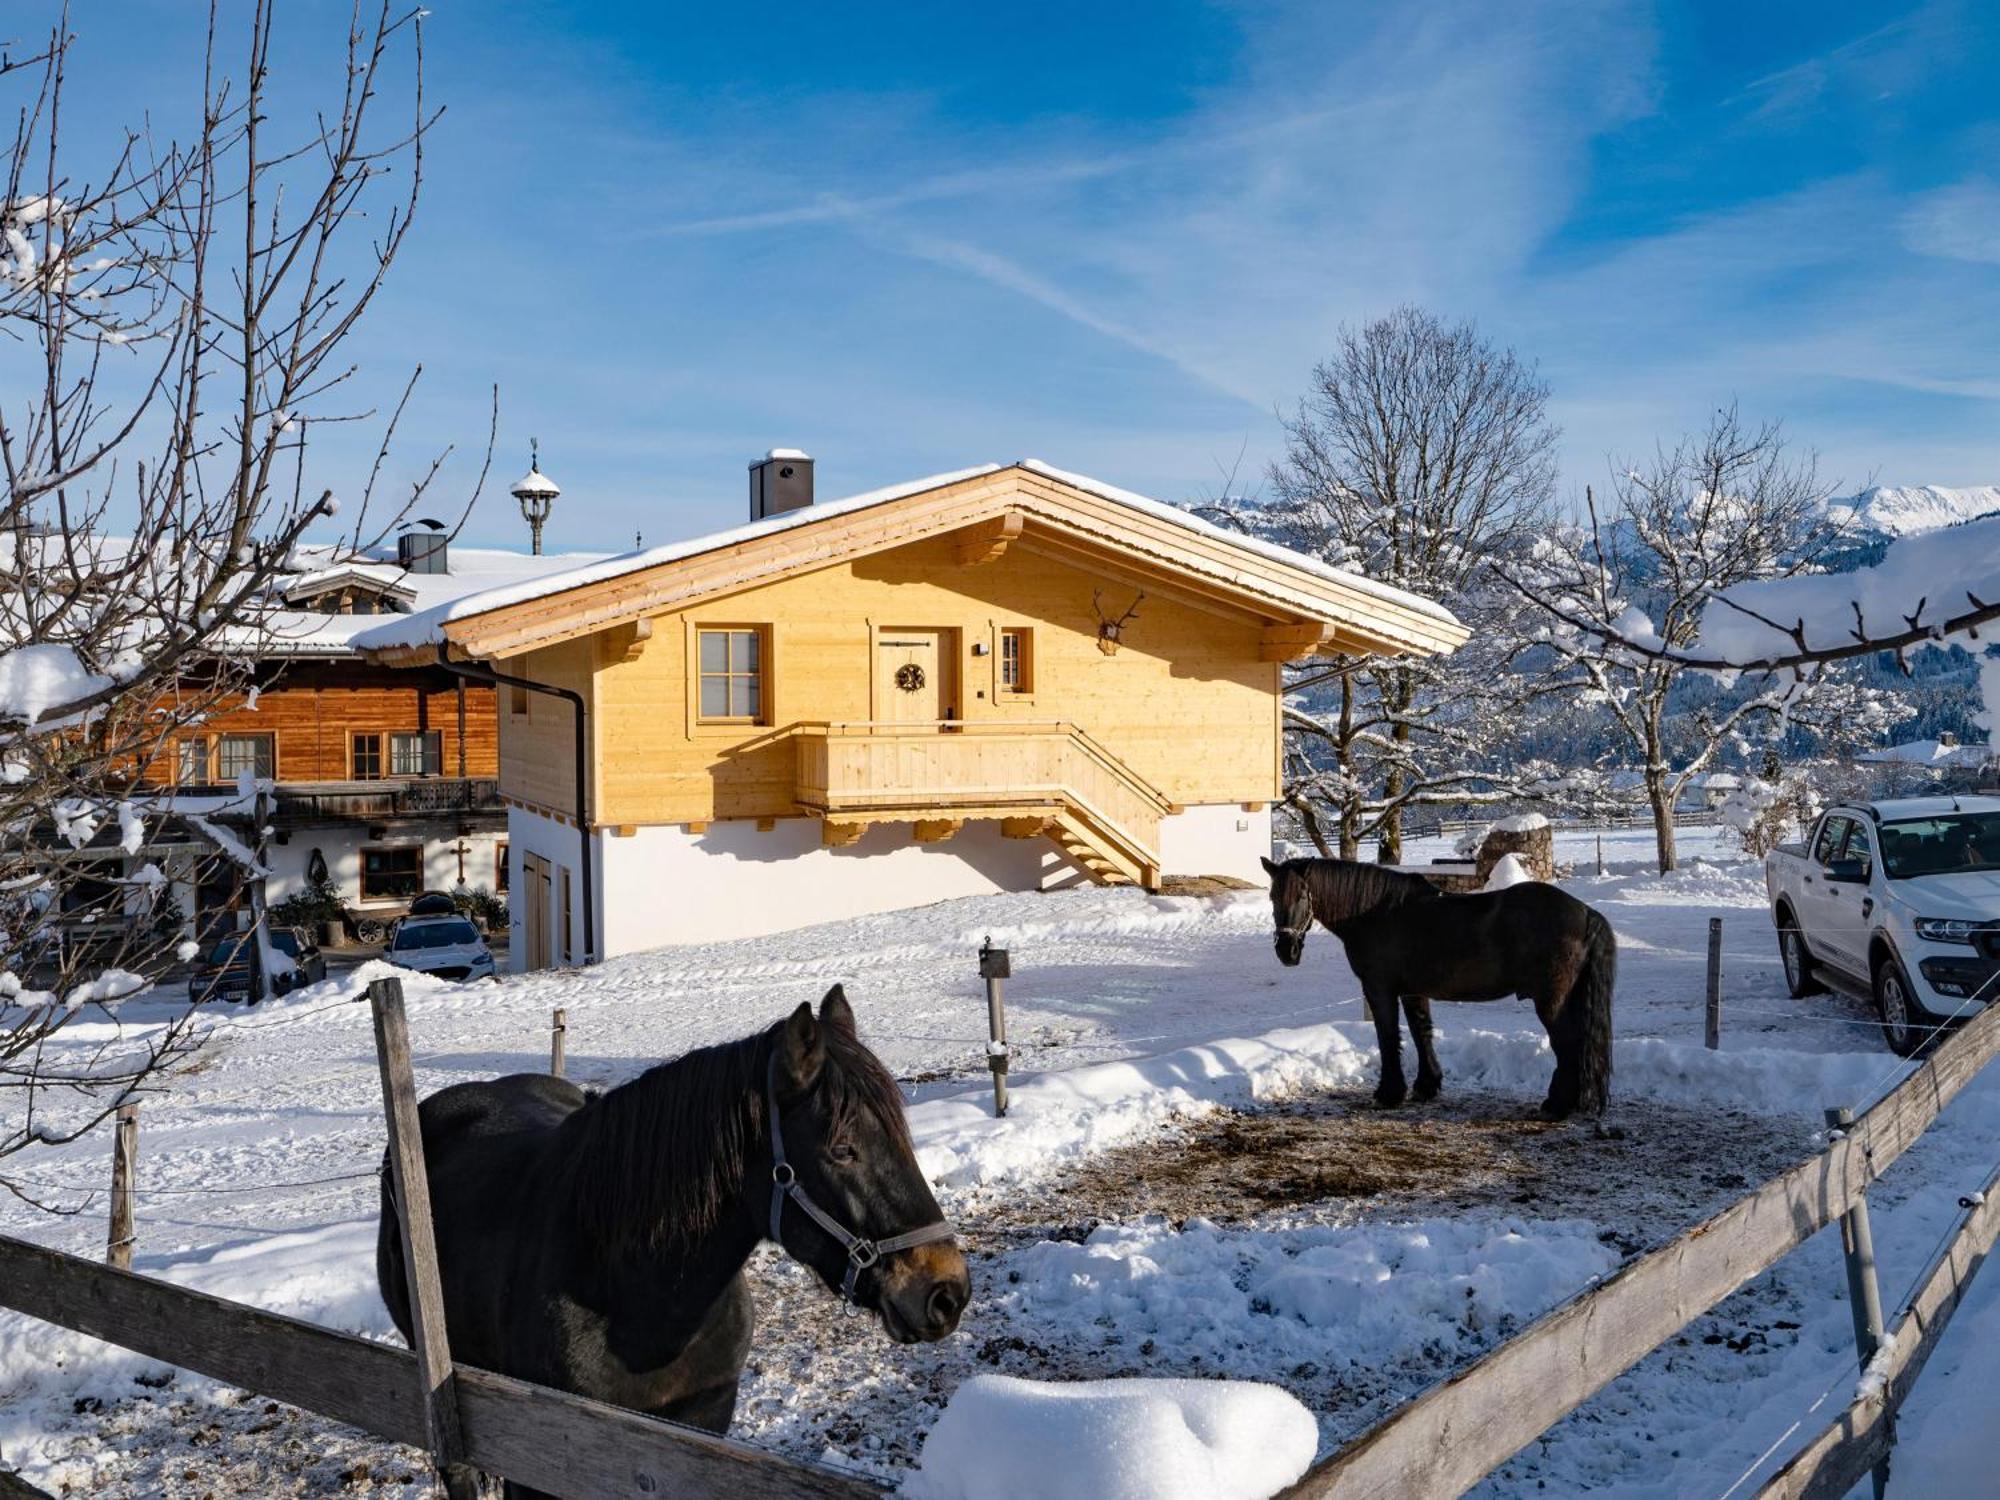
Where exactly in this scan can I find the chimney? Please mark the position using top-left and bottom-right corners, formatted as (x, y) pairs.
(397, 519), (449, 574)
(749, 449), (813, 522)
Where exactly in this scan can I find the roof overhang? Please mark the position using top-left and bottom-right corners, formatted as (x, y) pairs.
(362, 464), (1468, 666)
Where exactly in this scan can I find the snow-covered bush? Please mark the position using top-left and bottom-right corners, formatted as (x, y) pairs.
(1721, 774), (1822, 858)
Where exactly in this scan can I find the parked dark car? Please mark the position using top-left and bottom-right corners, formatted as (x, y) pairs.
(188, 926), (327, 1003)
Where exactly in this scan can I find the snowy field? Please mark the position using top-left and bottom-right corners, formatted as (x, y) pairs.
(3, 824), (1996, 1497)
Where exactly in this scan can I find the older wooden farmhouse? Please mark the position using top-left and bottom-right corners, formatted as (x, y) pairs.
(357, 458), (1466, 967)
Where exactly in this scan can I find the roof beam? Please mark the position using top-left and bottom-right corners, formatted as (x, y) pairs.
(1260, 623), (1335, 662)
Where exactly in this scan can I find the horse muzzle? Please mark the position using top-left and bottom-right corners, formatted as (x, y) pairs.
(1275, 936), (1304, 967)
(875, 1240), (970, 1344)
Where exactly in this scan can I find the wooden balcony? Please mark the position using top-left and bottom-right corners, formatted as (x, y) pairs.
(793, 721), (1174, 886)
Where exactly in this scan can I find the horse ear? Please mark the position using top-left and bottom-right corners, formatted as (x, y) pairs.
(819, 984), (856, 1034)
(1260, 855), (1281, 877)
(778, 1000), (824, 1093)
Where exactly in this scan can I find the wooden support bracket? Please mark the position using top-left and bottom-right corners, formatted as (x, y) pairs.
(1260, 622), (1333, 662)
(597, 616), (653, 666)
(953, 511), (1025, 566)
(913, 818), (963, 845)
(1000, 815), (1050, 839)
(821, 820), (867, 848)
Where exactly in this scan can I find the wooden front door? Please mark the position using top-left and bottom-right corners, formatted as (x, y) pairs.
(875, 629), (954, 724)
(521, 851), (552, 970)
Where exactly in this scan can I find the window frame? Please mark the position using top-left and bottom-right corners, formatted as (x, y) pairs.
(177, 736), (212, 785)
(359, 844), (424, 904)
(495, 840), (510, 894)
(693, 625), (769, 726)
(389, 729), (443, 778)
(215, 732), (275, 783)
(998, 627), (1035, 695)
(351, 732), (384, 782)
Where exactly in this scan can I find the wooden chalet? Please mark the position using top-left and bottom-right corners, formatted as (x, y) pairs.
(359, 457), (1466, 968)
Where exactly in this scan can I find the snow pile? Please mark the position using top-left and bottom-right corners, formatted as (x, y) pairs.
(0, 643), (112, 724)
(1484, 852), (1532, 889)
(999, 1215), (1615, 1385)
(902, 1375), (1318, 1500)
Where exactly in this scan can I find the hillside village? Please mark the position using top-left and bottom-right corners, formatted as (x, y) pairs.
(4, 7), (2000, 1500)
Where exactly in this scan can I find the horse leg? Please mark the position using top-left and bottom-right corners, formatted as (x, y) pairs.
(1533, 991), (1580, 1120)
(1367, 987), (1407, 1106)
(1403, 996), (1444, 1102)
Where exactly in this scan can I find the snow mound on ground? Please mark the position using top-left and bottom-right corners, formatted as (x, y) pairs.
(1485, 853), (1532, 889)
(902, 1374), (1317, 1500)
(1000, 1215), (1615, 1385)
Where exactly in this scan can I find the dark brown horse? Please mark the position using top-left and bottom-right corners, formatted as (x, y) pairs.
(377, 985), (968, 1499)
(1262, 856), (1616, 1119)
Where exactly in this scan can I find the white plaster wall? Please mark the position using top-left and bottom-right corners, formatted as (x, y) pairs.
(592, 817), (1060, 956)
(506, 805), (586, 972)
(1157, 802), (1273, 884)
(266, 823), (507, 909)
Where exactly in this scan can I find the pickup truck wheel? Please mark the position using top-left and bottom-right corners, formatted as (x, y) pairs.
(1874, 955), (1939, 1058)
(1776, 909), (1824, 998)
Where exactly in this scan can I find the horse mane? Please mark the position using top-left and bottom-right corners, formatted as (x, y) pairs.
(559, 1016), (912, 1257)
(1295, 857), (1441, 927)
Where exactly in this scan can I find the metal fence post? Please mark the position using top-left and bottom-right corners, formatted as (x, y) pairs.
(105, 1103), (138, 1271)
(1826, 1104), (1891, 1500)
(979, 938), (1010, 1118)
(1705, 917), (1723, 1050)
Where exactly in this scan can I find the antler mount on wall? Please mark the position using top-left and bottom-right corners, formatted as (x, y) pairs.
(1091, 588), (1145, 656)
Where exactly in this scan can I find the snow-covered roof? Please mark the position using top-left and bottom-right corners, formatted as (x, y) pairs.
(281, 561), (415, 605)
(352, 459), (1464, 655)
(237, 544), (609, 659)
(1855, 738), (1992, 768)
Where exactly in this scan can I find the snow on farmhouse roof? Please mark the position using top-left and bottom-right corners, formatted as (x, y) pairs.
(351, 460), (1464, 656)
(242, 544), (610, 658)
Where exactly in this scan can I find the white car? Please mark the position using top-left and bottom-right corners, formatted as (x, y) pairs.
(385, 913), (498, 983)
(1765, 795), (2000, 1054)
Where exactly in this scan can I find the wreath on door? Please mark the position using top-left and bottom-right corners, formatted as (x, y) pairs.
(895, 663), (926, 692)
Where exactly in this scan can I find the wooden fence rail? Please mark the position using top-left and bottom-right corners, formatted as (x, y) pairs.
(1278, 996), (2000, 1499)
(0, 1233), (883, 1499)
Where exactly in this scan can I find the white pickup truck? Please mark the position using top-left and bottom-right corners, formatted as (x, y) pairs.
(1766, 796), (2000, 1054)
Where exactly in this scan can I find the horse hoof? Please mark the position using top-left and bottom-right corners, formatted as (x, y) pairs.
(1374, 1085), (1408, 1108)
(1412, 1077), (1442, 1103)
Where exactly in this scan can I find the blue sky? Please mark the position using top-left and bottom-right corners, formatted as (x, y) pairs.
(38, 1), (2000, 550)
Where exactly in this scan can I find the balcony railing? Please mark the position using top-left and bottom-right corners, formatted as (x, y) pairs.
(268, 777), (503, 824)
(793, 720), (1172, 882)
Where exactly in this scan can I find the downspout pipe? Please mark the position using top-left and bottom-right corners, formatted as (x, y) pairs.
(433, 645), (596, 965)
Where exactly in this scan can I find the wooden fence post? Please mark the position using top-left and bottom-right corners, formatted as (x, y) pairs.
(550, 1007), (567, 1079)
(1825, 1103), (1891, 1500)
(1705, 917), (1723, 1050)
(369, 977), (477, 1500)
(105, 1103), (138, 1271)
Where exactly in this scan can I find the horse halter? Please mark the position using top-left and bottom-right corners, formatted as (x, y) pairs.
(765, 1052), (955, 1303)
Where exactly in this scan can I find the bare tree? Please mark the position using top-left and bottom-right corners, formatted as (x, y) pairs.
(1259, 306), (1559, 861)
(0, 2), (466, 1204)
(1503, 405), (1884, 872)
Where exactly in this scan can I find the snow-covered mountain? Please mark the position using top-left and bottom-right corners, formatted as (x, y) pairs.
(1827, 485), (2000, 538)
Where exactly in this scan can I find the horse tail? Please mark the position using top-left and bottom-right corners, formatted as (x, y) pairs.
(1565, 907), (1617, 1115)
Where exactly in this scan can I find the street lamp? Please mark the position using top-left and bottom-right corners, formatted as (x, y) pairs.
(511, 439), (561, 555)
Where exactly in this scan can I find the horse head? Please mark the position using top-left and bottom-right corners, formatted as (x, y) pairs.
(1262, 855), (1312, 966)
(765, 986), (970, 1345)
